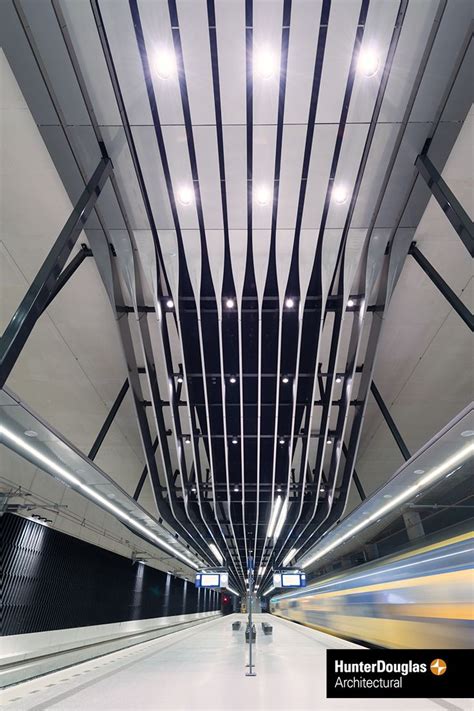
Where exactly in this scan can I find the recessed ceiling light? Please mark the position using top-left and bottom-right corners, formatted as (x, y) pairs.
(333, 184), (349, 204)
(153, 49), (176, 80)
(279, 438), (285, 445)
(282, 376), (289, 384)
(358, 48), (380, 77)
(285, 297), (295, 308)
(254, 49), (277, 79)
(24, 430), (38, 438)
(166, 299), (174, 309)
(184, 436), (191, 444)
(327, 438), (333, 445)
(230, 376), (237, 384)
(178, 186), (194, 206)
(335, 376), (342, 383)
(277, 486), (282, 492)
(461, 430), (474, 437)
(414, 469), (425, 475)
(319, 486), (325, 493)
(191, 487), (196, 493)
(347, 299), (355, 308)
(255, 185), (271, 206)
(177, 375), (183, 384)
(383, 494), (392, 499)
(231, 437), (238, 445)
(234, 486), (239, 492)
(225, 298), (235, 309)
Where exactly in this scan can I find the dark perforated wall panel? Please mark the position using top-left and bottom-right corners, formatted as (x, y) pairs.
(0, 514), (219, 636)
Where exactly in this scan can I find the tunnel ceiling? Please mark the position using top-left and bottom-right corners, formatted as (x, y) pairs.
(1, 0), (472, 591)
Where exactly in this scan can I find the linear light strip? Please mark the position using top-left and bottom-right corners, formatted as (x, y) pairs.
(2, 426), (200, 570)
(300, 443), (474, 569)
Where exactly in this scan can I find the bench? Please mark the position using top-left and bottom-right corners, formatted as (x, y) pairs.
(261, 622), (273, 636)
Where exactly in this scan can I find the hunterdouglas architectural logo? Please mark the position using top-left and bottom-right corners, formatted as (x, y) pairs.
(430, 659), (447, 676)
(327, 650), (468, 698)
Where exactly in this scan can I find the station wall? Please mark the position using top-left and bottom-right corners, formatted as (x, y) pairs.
(1, 513), (220, 636)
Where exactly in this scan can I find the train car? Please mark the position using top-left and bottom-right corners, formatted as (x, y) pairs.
(270, 531), (473, 648)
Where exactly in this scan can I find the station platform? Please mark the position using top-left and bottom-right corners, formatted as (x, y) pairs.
(1, 614), (469, 711)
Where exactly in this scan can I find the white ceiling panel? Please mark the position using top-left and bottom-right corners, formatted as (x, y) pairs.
(314, 0), (361, 124)
(277, 124), (307, 229)
(161, 125), (198, 230)
(253, 0), (284, 126)
(194, 126), (224, 229)
(378, 0), (439, 123)
(222, 125), (248, 229)
(346, 0), (400, 124)
(214, 0), (246, 126)
(177, 0), (215, 125)
(283, 0), (322, 126)
(99, 0), (152, 125)
(253, 124), (278, 230)
(301, 124), (338, 229)
(326, 122), (370, 229)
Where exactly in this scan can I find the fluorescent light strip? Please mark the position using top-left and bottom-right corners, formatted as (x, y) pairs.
(282, 547), (297, 567)
(258, 565), (266, 576)
(273, 497), (288, 540)
(227, 587), (240, 596)
(301, 443), (473, 569)
(267, 495), (282, 539)
(209, 542), (224, 564)
(263, 584), (275, 597)
(2, 426), (199, 570)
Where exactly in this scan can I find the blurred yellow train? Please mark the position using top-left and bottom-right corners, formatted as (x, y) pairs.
(270, 531), (473, 648)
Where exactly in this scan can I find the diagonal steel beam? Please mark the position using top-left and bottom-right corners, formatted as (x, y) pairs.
(88, 379), (129, 461)
(415, 151), (474, 257)
(370, 381), (411, 461)
(409, 243), (473, 331)
(0, 158), (112, 387)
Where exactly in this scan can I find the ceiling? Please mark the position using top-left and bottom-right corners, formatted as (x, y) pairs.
(0, 0), (472, 593)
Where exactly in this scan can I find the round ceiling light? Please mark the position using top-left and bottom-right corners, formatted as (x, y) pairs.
(231, 437), (238, 445)
(461, 430), (474, 437)
(358, 49), (380, 77)
(333, 184), (349, 204)
(285, 297), (295, 308)
(166, 299), (174, 308)
(255, 185), (271, 206)
(24, 430), (38, 438)
(154, 49), (176, 80)
(178, 186), (194, 206)
(225, 298), (235, 309)
(282, 376), (289, 384)
(229, 376), (237, 384)
(254, 49), (277, 79)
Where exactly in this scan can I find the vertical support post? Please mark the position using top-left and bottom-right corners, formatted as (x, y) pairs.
(246, 558), (256, 676)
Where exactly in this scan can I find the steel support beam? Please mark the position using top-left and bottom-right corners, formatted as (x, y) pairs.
(370, 381), (411, 461)
(133, 437), (159, 501)
(409, 243), (473, 331)
(415, 151), (474, 257)
(88, 379), (129, 461)
(342, 442), (366, 501)
(41, 246), (92, 314)
(0, 158), (112, 386)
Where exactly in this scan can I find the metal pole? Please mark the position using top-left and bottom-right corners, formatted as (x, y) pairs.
(246, 560), (256, 676)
